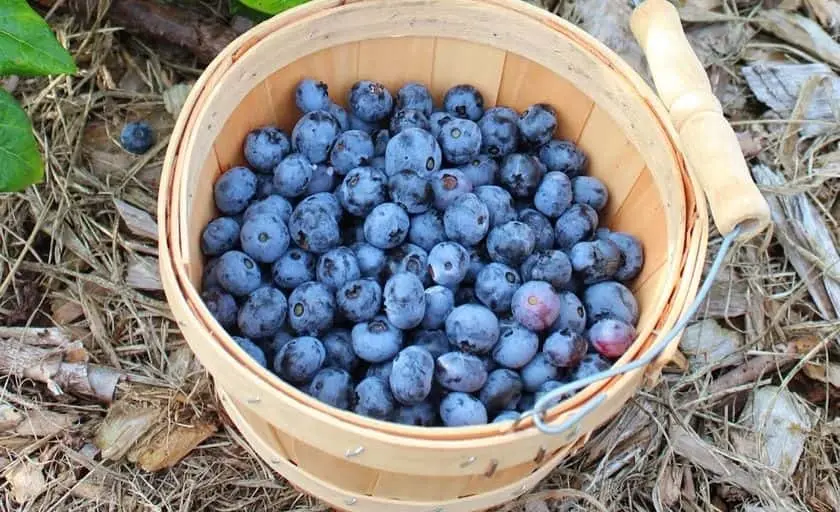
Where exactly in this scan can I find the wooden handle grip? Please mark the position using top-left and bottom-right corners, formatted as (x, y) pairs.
(630, 0), (770, 239)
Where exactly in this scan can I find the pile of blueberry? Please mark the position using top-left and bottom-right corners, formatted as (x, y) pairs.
(199, 78), (644, 427)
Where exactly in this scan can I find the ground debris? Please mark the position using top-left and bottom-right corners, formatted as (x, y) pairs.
(5, 460), (47, 504)
(756, 10), (840, 68)
(680, 319), (745, 370)
(115, 198), (158, 241)
(125, 255), (163, 291)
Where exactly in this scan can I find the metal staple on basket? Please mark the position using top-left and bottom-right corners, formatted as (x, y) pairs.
(518, 223), (744, 435)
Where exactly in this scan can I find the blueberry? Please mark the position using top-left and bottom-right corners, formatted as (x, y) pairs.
(486, 221), (536, 266)
(435, 352), (488, 392)
(396, 82), (434, 117)
(500, 154), (542, 199)
(120, 121), (155, 154)
(201, 217), (240, 256)
(202, 257), (221, 291)
(307, 368), (353, 410)
(389, 170), (433, 214)
(288, 281), (336, 335)
(201, 288), (238, 328)
(534, 172), (573, 218)
(300, 190), (345, 225)
(353, 376), (396, 421)
(475, 263), (521, 313)
(550, 290), (587, 335)
(389, 346), (435, 405)
(366, 360), (394, 381)
(329, 130), (375, 174)
(454, 287), (478, 305)
(459, 155), (498, 187)
(328, 102), (350, 132)
(244, 126), (291, 173)
(535, 379), (574, 408)
(396, 402), (437, 426)
(463, 246), (487, 284)
(543, 330), (588, 368)
(520, 353), (559, 392)
(445, 304), (500, 354)
(538, 140), (587, 177)
(272, 248), (316, 289)
(273, 336), (326, 384)
(244, 195), (293, 224)
(349, 113), (379, 135)
(493, 410), (521, 423)
(240, 215), (290, 263)
(572, 176), (608, 211)
(511, 281), (561, 331)
(295, 78), (331, 113)
(474, 187), (516, 231)
(322, 329), (359, 372)
(351, 315), (403, 363)
(479, 369), (523, 414)
(373, 129), (390, 157)
(214, 167), (257, 215)
(492, 321), (539, 369)
(387, 243), (429, 284)
(408, 210), (446, 252)
(288, 200), (341, 254)
(570, 239), (621, 285)
(254, 173), (277, 199)
(443, 84), (484, 121)
(233, 336), (267, 367)
(292, 110), (340, 164)
(237, 286), (288, 338)
(422, 285), (455, 329)
(348, 80), (394, 123)
(440, 392), (487, 426)
(596, 230), (644, 282)
(588, 318), (636, 359)
(271, 330), (294, 356)
(306, 164), (336, 194)
(430, 169), (473, 210)
(216, 250), (262, 296)
(370, 155), (387, 173)
(316, 247), (361, 290)
(554, 204), (599, 251)
(351, 242), (387, 279)
(337, 278), (382, 323)
(571, 353), (612, 381)
(383, 272), (426, 329)
(364, 203), (410, 249)
(478, 111), (519, 158)
(518, 208), (555, 251)
(410, 329), (450, 359)
(428, 241), (470, 287)
(582, 281), (639, 326)
(518, 104), (557, 148)
(273, 153), (314, 198)
(384, 127), (442, 177)
(437, 118), (482, 165)
(337, 166), (388, 217)
(443, 193), (490, 247)
(429, 112), (455, 139)
(519, 250), (571, 288)
(390, 108), (431, 134)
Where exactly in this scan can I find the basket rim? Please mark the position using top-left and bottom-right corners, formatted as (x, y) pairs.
(158, 0), (709, 445)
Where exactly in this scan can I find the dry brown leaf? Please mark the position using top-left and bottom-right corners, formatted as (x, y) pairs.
(687, 23), (753, 67)
(0, 326), (72, 347)
(655, 462), (683, 509)
(0, 402), (23, 431)
(806, 0), (840, 28)
(96, 400), (163, 460)
(51, 299), (85, 324)
(13, 409), (79, 437)
(163, 83), (193, 118)
(680, 319), (745, 370)
(114, 199), (158, 241)
(125, 255), (162, 291)
(756, 10), (840, 68)
(803, 362), (840, 387)
(5, 461), (47, 504)
(128, 419), (217, 472)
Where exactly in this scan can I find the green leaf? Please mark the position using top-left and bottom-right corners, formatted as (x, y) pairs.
(0, 0), (76, 76)
(237, 0), (310, 15)
(0, 89), (43, 192)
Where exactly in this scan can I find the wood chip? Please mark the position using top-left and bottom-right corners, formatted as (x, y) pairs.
(96, 400), (164, 460)
(752, 164), (840, 323)
(804, 361), (840, 387)
(680, 319), (745, 370)
(128, 419), (217, 472)
(0, 402), (23, 431)
(0, 326), (72, 347)
(805, 0), (840, 29)
(13, 409), (80, 437)
(51, 299), (85, 324)
(576, 0), (651, 83)
(734, 386), (812, 476)
(114, 199), (158, 241)
(693, 276), (750, 320)
(5, 461), (47, 504)
(656, 462), (683, 509)
(756, 10), (840, 68)
(125, 255), (162, 291)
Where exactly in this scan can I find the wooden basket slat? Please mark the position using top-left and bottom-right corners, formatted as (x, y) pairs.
(357, 38), (437, 93)
(371, 470), (472, 501)
(430, 39), (506, 107)
(292, 438), (381, 495)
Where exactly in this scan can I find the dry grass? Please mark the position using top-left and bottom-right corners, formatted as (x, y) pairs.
(1, 1), (838, 511)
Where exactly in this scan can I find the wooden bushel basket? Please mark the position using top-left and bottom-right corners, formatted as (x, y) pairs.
(157, 0), (770, 510)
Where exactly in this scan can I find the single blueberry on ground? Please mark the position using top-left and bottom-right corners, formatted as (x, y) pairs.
(364, 203), (410, 250)
(272, 248), (316, 289)
(120, 121), (155, 154)
(237, 286), (288, 339)
(216, 250), (262, 296)
(351, 315), (403, 363)
(201, 217), (240, 256)
(443, 193), (490, 247)
(288, 281), (336, 335)
(492, 321), (539, 369)
(443, 84), (484, 121)
(295, 78), (331, 113)
(214, 167), (257, 215)
(445, 304), (500, 354)
(244, 125), (291, 173)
